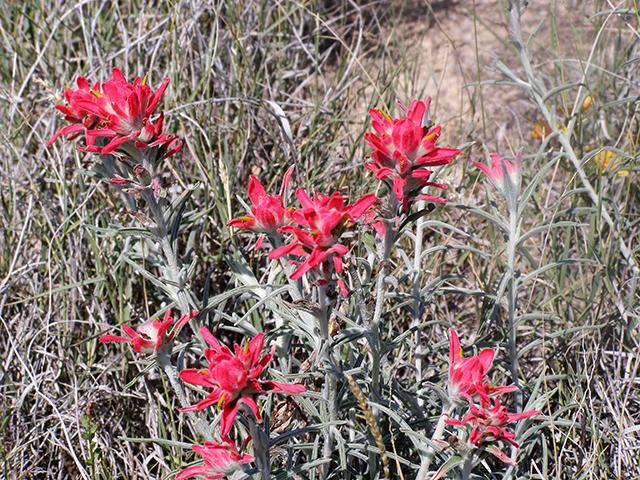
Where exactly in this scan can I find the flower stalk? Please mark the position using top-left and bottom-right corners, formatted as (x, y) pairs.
(370, 218), (394, 401)
(317, 284), (338, 480)
(412, 200), (426, 385)
(473, 149), (523, 410)
(247, 414), (271, 480)
(506, 204), (521, 410)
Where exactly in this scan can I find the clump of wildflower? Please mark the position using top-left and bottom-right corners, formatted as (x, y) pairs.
(99, 310), (197, 354)
(365, 98), (459, 211)
(270, 188), (376, 295)
(227, 167), (294, 248)
(179, 328), (305, 436)
(176, 441), (254, 480)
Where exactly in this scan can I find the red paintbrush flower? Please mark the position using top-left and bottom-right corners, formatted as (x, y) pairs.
(179, 328), (305, 436)
(448, 329), (516, 403)
(365, 98), (459, 210)
(445, 395), (540, 464)
(269, 189), (376, 295)
(99, 310), (197, 354)
(227, 167), (294, 248)
(472, 151), (522, 204)
(48, 67), (181, 158)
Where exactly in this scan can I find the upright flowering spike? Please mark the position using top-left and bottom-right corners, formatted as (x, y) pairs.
(176, 441), (254, 480)
(227, 167), (294, 248)
(179, 328), (305, 436)
(448, 329), (516, 403)
(445, 395), (540, 464)
(99, 310), (197, 354)
(269, 189), (376, 295)
(365, 98), (459, 211)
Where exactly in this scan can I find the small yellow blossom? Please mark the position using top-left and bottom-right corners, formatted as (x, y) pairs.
(594, 150), (629, 176)
(531, 120), (552, 140)
(531, 120), (566, 141)
(558, 96), (593, 117)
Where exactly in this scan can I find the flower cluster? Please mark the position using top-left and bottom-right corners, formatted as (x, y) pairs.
(448, 329), (517, 403)
(228, 98), (461, 295)
(48, 67), (181, 159)
(446, 396), (539, 465)
(179, 327), (305, 436)
(228, 171), (376, 295)
(99, 309), (198, 354)
(445, 329), (540, 462)
(365, 98), (460, 211)
(270, 189), (376, 295)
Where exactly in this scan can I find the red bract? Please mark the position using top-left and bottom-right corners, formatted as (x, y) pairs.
(227, 167), (294, 248)
(365, 98), (459, 210)
(179, 328), (305, 436)
(99, 310), (197, 354)
(473, 153), (517, 188)
(445, 395), (540, 464)
(176, 441), (254, 480)
(269, 189), (377, 295)
(48, 68), (181, 158)
(472, 152), (521, 202)
(46, 76), (101, 146)
(448, 329), (516, 403)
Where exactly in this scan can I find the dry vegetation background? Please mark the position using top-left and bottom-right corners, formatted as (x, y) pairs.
(1, 0), (640, 479)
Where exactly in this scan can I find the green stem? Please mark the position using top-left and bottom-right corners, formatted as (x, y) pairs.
(371, 220), (393, 399)
(138, 186), (192, 317)
(412, 202), (426, 387)
(461, 449), (476, 480)
(506, 207), (522, 411)
(318, 284), (337, 480)
(247, 414), (270, 480)
(160, 236), (191, 315)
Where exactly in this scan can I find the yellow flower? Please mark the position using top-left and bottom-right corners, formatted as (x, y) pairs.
(531, 120), (552, 140)
(530, 120), (566, 141)
(558, 96), (593, 117)
(594, 150), (629, 176)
